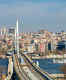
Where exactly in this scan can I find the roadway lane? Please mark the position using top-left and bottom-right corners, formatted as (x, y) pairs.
(23, 66), (41, 80)
(11, 69), (19, 80)
(14, 54), (31, 80)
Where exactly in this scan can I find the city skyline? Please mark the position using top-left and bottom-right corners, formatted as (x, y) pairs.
(0, 0), (66, 32)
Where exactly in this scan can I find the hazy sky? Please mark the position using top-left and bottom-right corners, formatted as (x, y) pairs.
(0, 0), (66, 32)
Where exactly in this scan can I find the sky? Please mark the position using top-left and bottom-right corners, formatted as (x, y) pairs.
(0, 0), (66, 32)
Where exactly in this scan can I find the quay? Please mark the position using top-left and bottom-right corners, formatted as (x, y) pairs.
(32, 54), (66, 59)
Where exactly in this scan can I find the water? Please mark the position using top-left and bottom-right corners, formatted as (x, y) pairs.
(33, 59), (64, 74)
(0, 58), (19, 80)
(0, 58), (8, 75)
(0, 58), (8, 66)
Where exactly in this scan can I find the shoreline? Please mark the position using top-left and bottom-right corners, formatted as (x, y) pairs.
(32, 54), (66, 59)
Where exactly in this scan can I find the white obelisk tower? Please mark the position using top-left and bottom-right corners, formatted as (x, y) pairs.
(16, 19), (19, 56)
(15, 27), (16, 51)
(22, 16), (23, 33)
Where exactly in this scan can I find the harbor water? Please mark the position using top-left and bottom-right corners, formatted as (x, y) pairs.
(0, 58), (8, 75)
(0, 58), (9, 79)
(33, 59), (64, 74)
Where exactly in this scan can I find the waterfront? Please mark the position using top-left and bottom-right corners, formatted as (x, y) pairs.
(33, 59), (64, 74)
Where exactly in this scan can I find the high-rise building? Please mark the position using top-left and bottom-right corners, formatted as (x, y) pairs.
(8, 27), (15, 35)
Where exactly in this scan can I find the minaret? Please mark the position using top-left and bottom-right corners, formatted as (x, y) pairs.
(16, 19), (19, 56)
